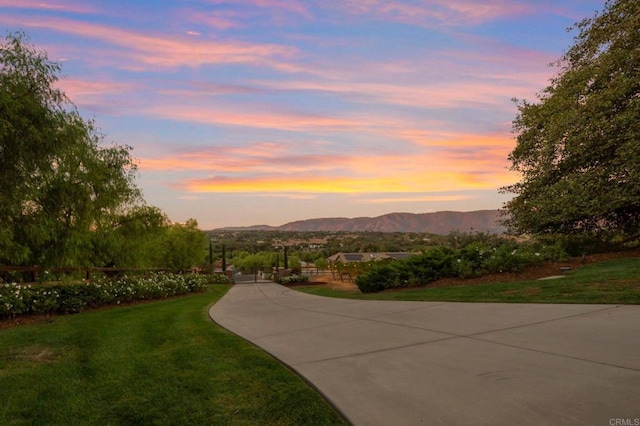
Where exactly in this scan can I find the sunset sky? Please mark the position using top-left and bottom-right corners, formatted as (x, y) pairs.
(1, 0), (604, 229)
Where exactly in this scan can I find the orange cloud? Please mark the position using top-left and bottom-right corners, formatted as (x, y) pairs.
(177, 167), (514, 194)
(178, 174), (406, 194)
(138, 126), (519, 197)
(163, 144), (518, 195)
(396, 130), (514, 148)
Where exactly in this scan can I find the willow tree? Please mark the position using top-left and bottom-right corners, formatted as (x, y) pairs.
(501, 0), (640, 239)
(0, 33), (141, 267)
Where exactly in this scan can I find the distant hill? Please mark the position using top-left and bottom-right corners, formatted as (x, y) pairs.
(217, 210), (506, 234)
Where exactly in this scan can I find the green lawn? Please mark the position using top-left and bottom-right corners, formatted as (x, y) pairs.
(0, 286), (347, 425)
(299, 258), (640, 304)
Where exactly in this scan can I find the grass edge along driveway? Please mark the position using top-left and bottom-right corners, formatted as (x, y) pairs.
(298, 257), (640, 304)
(0, 285), (347, 425)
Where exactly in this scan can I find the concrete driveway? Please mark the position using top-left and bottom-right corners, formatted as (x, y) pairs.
(209, 282), (640, 425)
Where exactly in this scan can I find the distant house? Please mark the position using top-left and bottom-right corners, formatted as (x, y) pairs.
(327, 252), (415, 264)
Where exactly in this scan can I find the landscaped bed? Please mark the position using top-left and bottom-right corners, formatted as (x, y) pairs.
(0, 273), (229, 325)
(297, 251), (640, 304)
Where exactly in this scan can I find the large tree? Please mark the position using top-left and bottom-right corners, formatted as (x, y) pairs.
(156, 219), (208, 270)
(0, 33), (141, 267)
(501, 0), (640, 238)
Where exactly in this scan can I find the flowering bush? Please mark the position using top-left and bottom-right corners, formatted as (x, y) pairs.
(277, 274), (309, 285)
(208, 273), (232, 284)
(0, 273), (225, 318)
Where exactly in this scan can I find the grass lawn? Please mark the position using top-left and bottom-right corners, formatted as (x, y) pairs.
(0, 285), (347, 425)
(298, 258), (640, 304)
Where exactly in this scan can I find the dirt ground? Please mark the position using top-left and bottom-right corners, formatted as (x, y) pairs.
(308, 273), (360, 291)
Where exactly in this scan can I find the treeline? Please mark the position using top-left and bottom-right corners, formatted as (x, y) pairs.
(210, 229), (442, 257)
(0, 33), (206, 270)
(229, 250), (329, 274)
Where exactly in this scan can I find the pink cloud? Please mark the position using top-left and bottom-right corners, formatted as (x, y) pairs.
(186, 9), (242, 31)
(243, 40), (556, 110)
(8, 15), (298, 69)
(139, 143), (351, 174)
(0, 0), (100, 14)
(157, 82), (260, 97)
(326, 0), (532, 28)
(208, 0), (311, 17)
(248, 0), (310, 16)
(432, 0), (532, 25)
(144, 103), (363, 132)
(56, 78), (135, 100)
(258, 78), (533, 110)
(49, 76), (151, 114)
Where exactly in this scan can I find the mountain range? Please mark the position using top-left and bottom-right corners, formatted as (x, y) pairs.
(217, 210), (506, 234)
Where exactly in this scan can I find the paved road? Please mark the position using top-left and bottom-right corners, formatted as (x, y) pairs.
(209, 282), (640, 425)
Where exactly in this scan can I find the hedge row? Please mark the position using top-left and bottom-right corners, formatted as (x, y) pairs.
(276, 274), (309, 285)
(0, 272), (229, 318)
(355, 241), (569, 293)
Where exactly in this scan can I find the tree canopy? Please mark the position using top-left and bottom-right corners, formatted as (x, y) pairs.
(501, 0), (640, 239)
(0, 32), (206, 269)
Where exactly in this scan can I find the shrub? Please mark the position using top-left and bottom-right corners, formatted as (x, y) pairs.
(482, 244), (526, 273)
(277, 274), (309, 285)
(456, 241), (494, 277)
(479, 241), (569, 274)
(208, 273), (232, 284)
(356, 249), (454, 293)
(403, 248), (454, 283)
(355, 261), (395, 293)
(452, 258), (476, 279)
